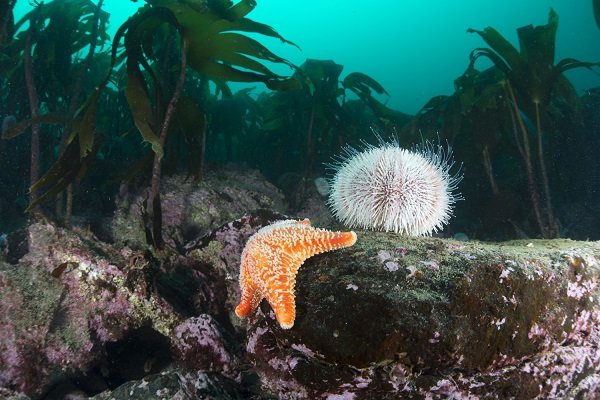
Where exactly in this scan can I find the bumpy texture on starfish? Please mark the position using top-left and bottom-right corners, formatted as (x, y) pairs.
(235, 218), (357, 329)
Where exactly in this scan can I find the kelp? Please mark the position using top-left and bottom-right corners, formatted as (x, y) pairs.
(2, 0), (299, 231)
(28, 136), (97, 208)
(119, 7), (188, 248)
(409, 8), (600, 239)
(0, 0), (15, 46)
(144, 0), (299, 90)
(9, 0), (110, 97)
(0, 0), (109, 214)
(467, 9), (599, 112)
(260, 59), (409, 175)
(1, 113), (70, 140)
(466, 8), (600, 238)
(342, 72), (408, 124)
(112, 0), (299, 248)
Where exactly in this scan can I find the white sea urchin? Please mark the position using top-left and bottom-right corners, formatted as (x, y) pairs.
(327, 139), (462, 236)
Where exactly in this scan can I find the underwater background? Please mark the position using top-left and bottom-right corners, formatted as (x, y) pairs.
(3, 2), (600, 399)
(13, 0), (600, 114)
(2, 0), (600, 241)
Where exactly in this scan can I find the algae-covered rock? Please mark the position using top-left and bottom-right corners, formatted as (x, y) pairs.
(2, 209), (599, 399)
(242, 233), (600, 399)
(0, 388), (31, 400)
(111, 168), (287, 249)
(0, 221), (184, 397)
(89, 369), (246, 400)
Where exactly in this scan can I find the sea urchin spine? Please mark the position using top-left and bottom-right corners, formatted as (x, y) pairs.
(327, 139), (462, 236)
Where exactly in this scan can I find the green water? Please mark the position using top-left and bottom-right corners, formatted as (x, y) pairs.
(13, 0), (600, 114)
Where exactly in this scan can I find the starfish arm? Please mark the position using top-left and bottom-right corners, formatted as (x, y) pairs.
(297, 230), (358, 259)
(263, 257), (303, 329)
(235, 264), (263, 318)
(235, 285), (263, 318)
(271, 290), (296, 329)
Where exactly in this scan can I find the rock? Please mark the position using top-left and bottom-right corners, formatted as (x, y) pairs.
(241, 233), (600, 399)
(111, 168), (287, 249)
(89, 369), (246, 400)
(0, 221), (182, 396)
(172, 315), (237, 379)
(0, 387), (31, 400)
(0, 209), (285, 398)
(185, 210), (289, 332)
(2, 207), (600, 399)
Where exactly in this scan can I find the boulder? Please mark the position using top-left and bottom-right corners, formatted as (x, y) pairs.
(89, 369), (245, 400)
(0, 220), (229, 397)
(2, 210), (599, 399)
(111, 167), (287, 249)
(240, 233), (600, 399)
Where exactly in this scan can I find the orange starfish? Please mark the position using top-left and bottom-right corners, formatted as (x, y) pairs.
(235, 218), (357, 329)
